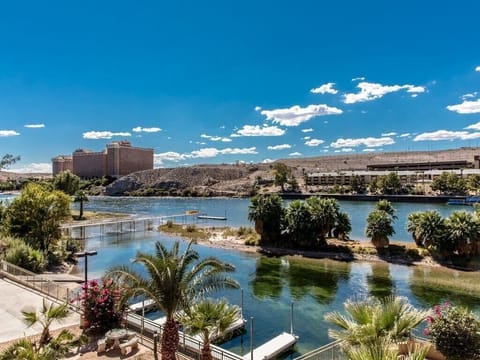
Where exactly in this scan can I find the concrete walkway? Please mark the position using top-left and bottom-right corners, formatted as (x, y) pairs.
(0, 277), (80, 343)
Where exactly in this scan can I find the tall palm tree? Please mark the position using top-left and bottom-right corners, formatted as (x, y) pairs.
(73, 190), (89, 220)
(445, 211), (480, 257)
(306, 197), (340, 241)
(177, 299), (241, 360)
(406, 211), (445, 249)
(365, 210), (395, 248)
(248, 194), (284, 245)
(106, 240), (239, 360)
(375, 200), (397, 219)
(21, 299), (70, 347)
(342, 336), (429, 360)
(324, 295), (427, 346)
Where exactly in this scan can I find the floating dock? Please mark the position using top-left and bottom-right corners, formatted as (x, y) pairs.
(197, 215), (227, 221)
(192, 316), (246, 342)
(242, 332), (297, 360)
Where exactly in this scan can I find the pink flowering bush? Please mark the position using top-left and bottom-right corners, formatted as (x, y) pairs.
(80, 278), (126, 334)
(425, 302), (480, 360)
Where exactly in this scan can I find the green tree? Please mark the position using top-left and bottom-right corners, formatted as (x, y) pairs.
(177, 299), (241, 360)
(365, 209), (395, 248)
(406, 211), (445, 248)
(431, 172), (467, 195)
(73, 190), (89, 219)
(284, 200), (315, 248)
(350, 175), (366, 194)
(248, 194), (284, 245)
(468, 174), (480, 194)
(306, 197), (341, 243)
(0, 154), (20, 170)
(272, 162), (290, 191)
(378, 172), (402, 195)
(4, 183), (71, 254)
(325, 296), (426, 347)
(53, 170), (80, 195)
(106, 240), (239, 360)
(445, 211), (480, 257)
(334, 211), (352, 240)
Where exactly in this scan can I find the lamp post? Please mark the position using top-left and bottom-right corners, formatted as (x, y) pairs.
(75, 250), (97, 327)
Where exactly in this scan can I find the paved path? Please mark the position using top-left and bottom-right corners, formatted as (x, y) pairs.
(0, 277), (80, 343)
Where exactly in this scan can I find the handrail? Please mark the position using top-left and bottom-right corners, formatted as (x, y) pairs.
(294, 340), (344, 360)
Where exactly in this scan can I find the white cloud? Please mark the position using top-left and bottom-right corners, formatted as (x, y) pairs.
(200, 134), (232, 142)
(267, 144), (291, 150)
(381, 132), (397, 137)
(83, 131), (131, 139)
(190, 147), (257, 158)
(462, 92), (478, 100)
(154, 151), (188, 166)
(341, 148), (354, 152)
(303, 136), (311, 140)
(363, 148), (377, 152)
(331, 136), (395, 148)
(475, 66), (480, 72)
(413, 130), (480, 141)
(289, 152), (302, 156)
(132, 126), (162, 133)
(232, 125), (285, 137)
(446, 99), (480, 114)
(399, 133), (411, 138)
(24, 124), (45, 128)
(352, 77), (365, 82)
(305, 139), (325, 147)
(465, 122), (480, 131)
(7, 162), (51, 173)
(310, 82), (338, 94)
(301, 128), (313, 133)
(260, 104), (343, 126)
(262, 158), (275, 164)
(0, 130), (20, 137)
(343, 82), (426, 104)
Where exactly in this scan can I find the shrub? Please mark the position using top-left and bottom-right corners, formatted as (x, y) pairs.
(186, 224), (196, 233)
(5, 241), (45, 273)
(80, 278), (126, 334)
(166, 220), (174, 228)
(425, 302), (480, 360)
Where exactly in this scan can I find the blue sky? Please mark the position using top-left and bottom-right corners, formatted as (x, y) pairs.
(1, 0), (480, 173)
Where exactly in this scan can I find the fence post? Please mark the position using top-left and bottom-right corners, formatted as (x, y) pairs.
(153, 331), (159, 360)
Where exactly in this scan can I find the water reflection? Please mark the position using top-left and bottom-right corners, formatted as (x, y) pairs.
(287, 258), (351, 305)
(251, 257), (284, 299)
(367, 262), (395, 299)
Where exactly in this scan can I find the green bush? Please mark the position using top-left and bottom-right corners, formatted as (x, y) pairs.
(166, 220), (174, 228)
(5, 242), (45, 273)
(425, 302), (480, 360)
(186, 224), (196, 233)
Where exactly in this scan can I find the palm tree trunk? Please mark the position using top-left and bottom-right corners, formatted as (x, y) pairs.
(202, 341), (213, 360)
(79, 200), (84, 219)
(161, 318), (179, 360)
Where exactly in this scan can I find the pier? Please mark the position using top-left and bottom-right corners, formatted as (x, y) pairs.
(242, 332), (297, 360)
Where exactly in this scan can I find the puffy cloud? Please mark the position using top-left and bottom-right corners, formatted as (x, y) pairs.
(310, 82), (338, 94)
(7, 163), (51, 173)
(465, 122), (480, 131)
(305, 139), (325, 147)
(301, 128), (313, 133)
(446, 99), (480, 114)
(190, 147), (257, 158)
(341, 148), (354, 152)
(0, 130), (20, 137)
(352, 77), (365, 82)
(24, 124), (45, 128)
(462, 92), (478, 100)
(413, 130), (480, 141)
(399, 133), (411, 138)
(289, 152), (302, 156)
(476, 66), (480, 72)
(262, 158), (275, 164)
(132, 126), (162, 133)
(154, 151), (188, 165)
(200, 134), (232, 142)
(363, 148), (377, 152)
(83, 131), (131, 139)
(331, 136), (395, 148)
(381, 132), (397, 137)
(343, 82), (425, 104)
(260, 104), (343, 126)
(232, 125), (285, 137)
(303, 136), (311, 140)
(254, 106), (262, 111)
(267, 144), (291, 150)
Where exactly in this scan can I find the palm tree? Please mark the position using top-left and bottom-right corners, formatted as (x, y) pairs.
(445, 211), (480, 257)
(0, 338), (56, 360)
(365, 210), (395, 248)
(106, 240), (239, 360)
(21, 299), (70, 347)
(306, 197), (340, 242)
(342, 336), (429, 360)
(324, 296), (427, 346)
(334, 211), (352, 240)
(375, 200), (397, 219)
(406, 211), (445, 249)
(248, 194), (284, 245)
(73, 190), (89, 220)
(177, 299), (241, 360)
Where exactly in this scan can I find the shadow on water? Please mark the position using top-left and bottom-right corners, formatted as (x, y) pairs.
(367, 262), (395, 299)
(251, 256), (285, 300)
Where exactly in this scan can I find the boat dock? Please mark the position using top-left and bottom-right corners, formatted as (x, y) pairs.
(242, 332), (297, 360)
(197, 215), (227, 221)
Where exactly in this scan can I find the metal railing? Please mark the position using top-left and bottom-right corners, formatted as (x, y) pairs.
(294, 340), (345, 360)
(0, 260), (80, 311)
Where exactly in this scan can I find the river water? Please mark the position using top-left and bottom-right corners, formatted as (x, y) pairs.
(70, 196), (480, 357)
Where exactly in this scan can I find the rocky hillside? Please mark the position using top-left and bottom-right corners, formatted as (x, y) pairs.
(105, 164), (270, 196)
